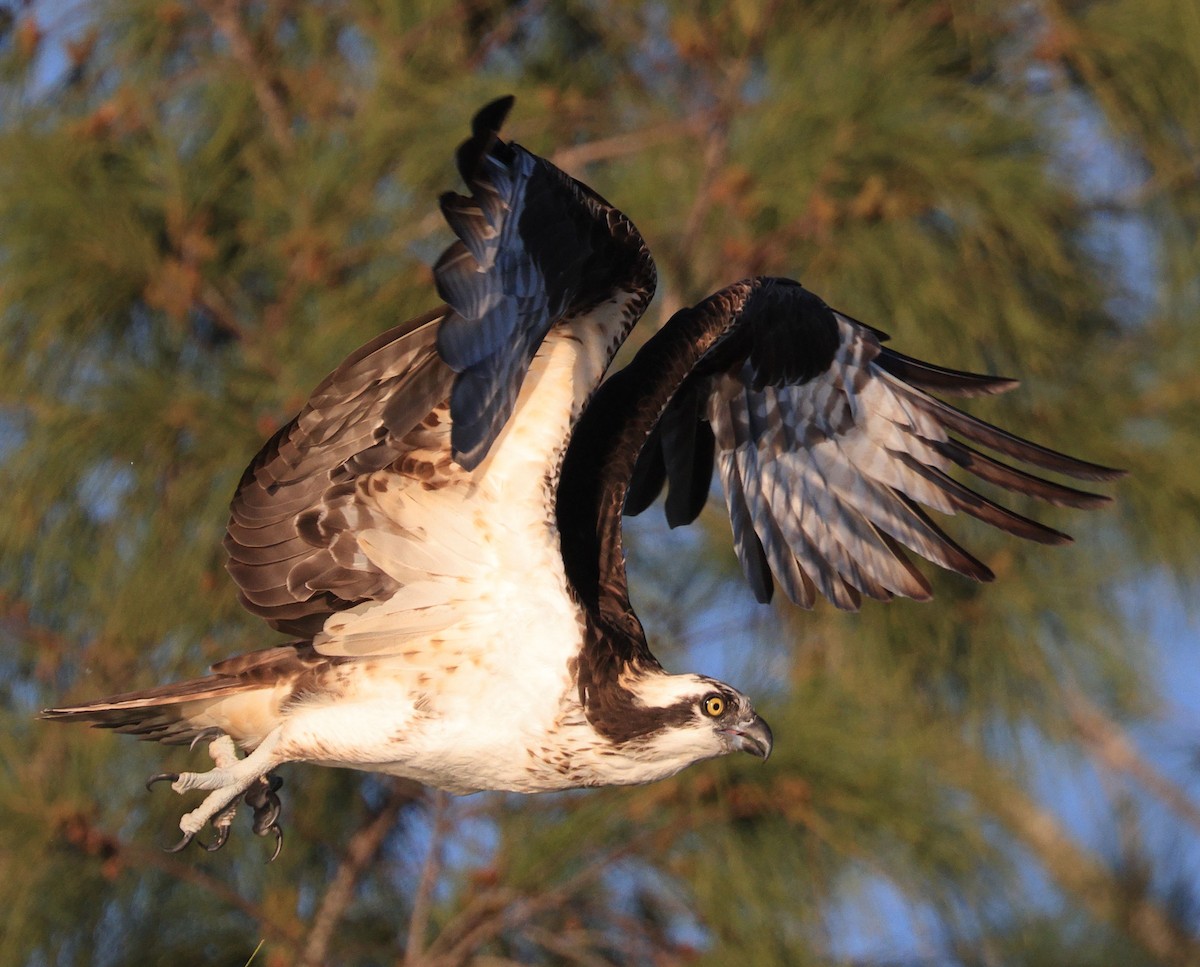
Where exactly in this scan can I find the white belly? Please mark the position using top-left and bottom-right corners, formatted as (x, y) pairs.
(274, 471), (590, 791)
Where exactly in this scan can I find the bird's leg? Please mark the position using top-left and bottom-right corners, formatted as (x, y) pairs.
(148, 729), (286, 854)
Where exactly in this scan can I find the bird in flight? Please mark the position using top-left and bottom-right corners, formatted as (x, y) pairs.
(43, 97), (1122, 858)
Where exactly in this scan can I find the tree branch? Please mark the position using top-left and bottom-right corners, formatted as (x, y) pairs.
(524, 925), (614, 967)
(1065, 685), (1200, 836)
(550, 121), (699, 175)
(950, 746), (1200, 967)
(200, 0), (293, 151)
(419, 887), (515, 964)
(403, 789), (452, 965)
(102, 834), (303, 950)
(424, 817), (691, 967)
(297, 779), (418, 967)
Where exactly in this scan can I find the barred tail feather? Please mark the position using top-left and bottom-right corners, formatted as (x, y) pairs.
(40, 642), (320, 747)
(40, 677), (252, 746)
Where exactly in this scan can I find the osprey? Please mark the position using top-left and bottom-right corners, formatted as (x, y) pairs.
(43, 97), (1121, 857)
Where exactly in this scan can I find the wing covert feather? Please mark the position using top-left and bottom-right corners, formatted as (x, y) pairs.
(224, 308), (454, 636)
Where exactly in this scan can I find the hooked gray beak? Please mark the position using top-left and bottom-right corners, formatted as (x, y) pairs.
(722, 713), (773, 761)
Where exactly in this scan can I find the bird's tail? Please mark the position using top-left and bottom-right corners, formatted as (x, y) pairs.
(40, 642), (322, 747)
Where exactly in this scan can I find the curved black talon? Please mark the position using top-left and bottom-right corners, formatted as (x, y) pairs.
(200, 824), (231, 852)
(250, 794), (281, 832)
(244, 773), (284, 861)
(203, 800), (239, 853)
(163, 829), (196, 853)
(261, 823), (283, 863)
(146, 772), (179, 792)
(189, 727), (224, 752)
(246, 776), (282, 824)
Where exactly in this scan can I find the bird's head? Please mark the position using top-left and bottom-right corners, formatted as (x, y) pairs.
(618, 671), (773, 771)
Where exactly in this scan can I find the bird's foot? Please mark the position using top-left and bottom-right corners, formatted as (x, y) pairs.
(146, 730), (285, 860)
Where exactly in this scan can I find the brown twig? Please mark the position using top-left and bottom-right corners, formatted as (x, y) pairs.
(201, 0), (293, 151)
(424, 813), (697, 967)
(198, 281), (252, 345)
(418, 886), (515, 964)
(403, 789), (452, 966)
(1065, 685), (1200, 835)
(523, 925), (614, 967)
(297, 780), (417, 967)
(550, 120), (700, 176)
(119, 837), (304, 948)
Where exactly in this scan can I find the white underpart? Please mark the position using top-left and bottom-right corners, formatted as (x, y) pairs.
(158, 294), (752, 833)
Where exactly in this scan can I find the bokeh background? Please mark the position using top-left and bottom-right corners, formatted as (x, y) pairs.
(1, 1), (1198, 964)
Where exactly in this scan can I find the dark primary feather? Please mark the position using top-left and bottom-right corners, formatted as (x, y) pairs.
(874, 348), (1019, 397)
(566, 276), (1123, 629)
(435, 97), (654, 469)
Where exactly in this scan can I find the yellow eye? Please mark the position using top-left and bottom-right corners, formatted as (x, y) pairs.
(702, 695), (726, 718)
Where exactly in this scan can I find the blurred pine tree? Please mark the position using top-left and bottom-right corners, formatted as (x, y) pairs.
(1, 1), (1197, 964)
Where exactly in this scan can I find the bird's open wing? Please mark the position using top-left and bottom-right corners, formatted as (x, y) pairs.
(434, 95), (655, 468)
(563, 277), (1122, 623)
(225, 97), (655, 640)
